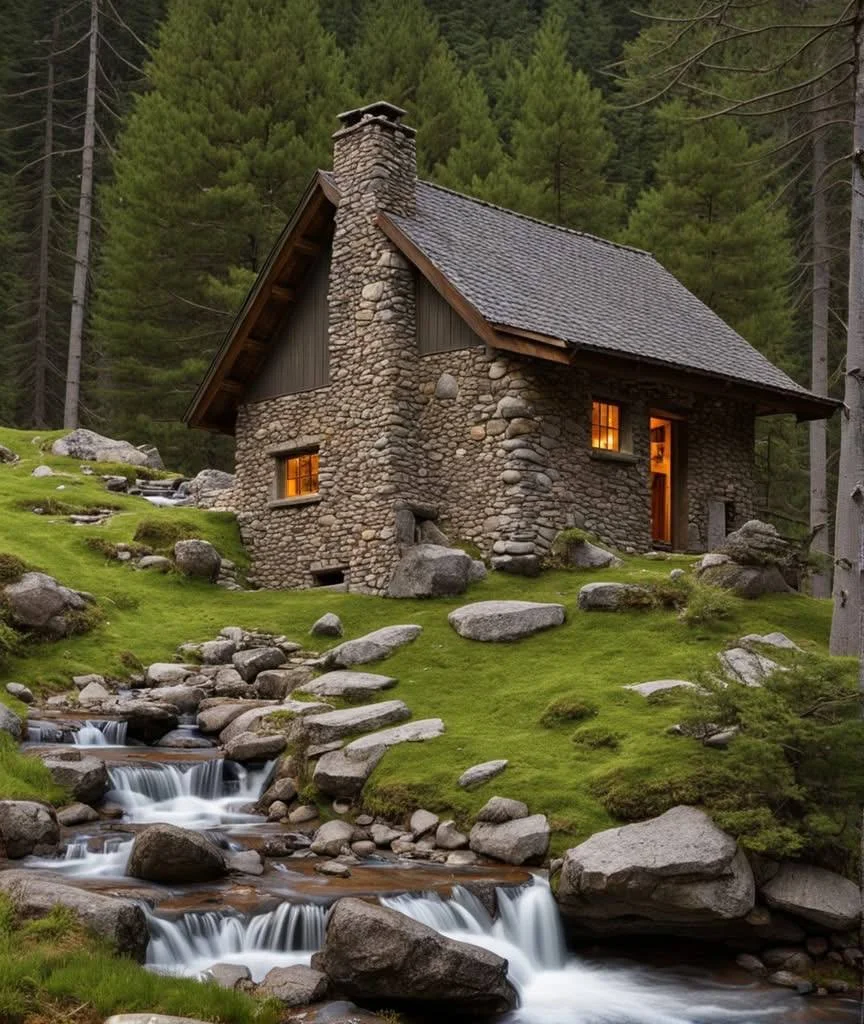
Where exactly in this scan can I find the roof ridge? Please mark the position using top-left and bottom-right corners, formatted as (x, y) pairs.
(414, 177), (653, 258)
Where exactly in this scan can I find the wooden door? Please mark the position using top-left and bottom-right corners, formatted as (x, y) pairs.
(650, 416), (673, 544)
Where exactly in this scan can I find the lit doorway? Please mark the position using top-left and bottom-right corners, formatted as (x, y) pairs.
(650, 416), (673, 544)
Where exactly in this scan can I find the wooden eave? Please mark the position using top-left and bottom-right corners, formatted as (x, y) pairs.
(185, 171), (337, 434)
(377, 212), (838, 424)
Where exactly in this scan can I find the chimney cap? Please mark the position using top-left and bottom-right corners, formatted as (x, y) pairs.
(337, 100), (408, 129)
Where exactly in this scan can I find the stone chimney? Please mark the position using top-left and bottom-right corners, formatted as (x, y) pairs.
(332, 101), (416, 217)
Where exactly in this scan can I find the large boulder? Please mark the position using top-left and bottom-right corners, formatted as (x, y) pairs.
(2, 571), (90, 638)
(386, 544), (478, 599)
(42, 756), (109, 804)
(255, 667), (312, 699)
(173, 539), (221, 581)
(147, 684), (206, 714)
(0, 870), (147, 960)
(341, 718), (444, 757)
(312, 898), (517, 1016)
(469, 814), (549, 865)
(698, 562), (791, 598)
(127, 823), (227, 883)
(448, 600), (565, 642)
(5, 682), (33, 705)
(560, 536), (622, 569)
(115, 700), (179, 744)
(557, 806), (755, 932)
(259, 965), (329, 1006)
(719, 520), (791, 567)
(296, 671), (397, 699)
(224, 731), (286, 762)
(761, 862), (860, 931)
(197, 699), (269, 734)
(310, 819), (357, 857)
(232, 646), (285, 681)
(185, 468), (235, 507)
(296, 700), (411, 745)
(144, 662), (194, 686)
(0, 800), (59, 857)
(313, 747), (386, 799)
(719, 647), (780, 687)
(577, 582), (651, 611)
(0, 704), (23, 740)
(51, 428), (161, 469)
(322, 625), (422, 668)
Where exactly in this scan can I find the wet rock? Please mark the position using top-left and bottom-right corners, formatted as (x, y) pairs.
(447, 850), (478, 866)
(436, 820), (468, 850)
(2, 571), (89, 638)
(577, 582), (651, 611)
(322, 625), (422, 669)
(57, 802), (100, 826)
(128, 823), (227, 883)
(117, 701), (179, 744)
(173, 539), (221, 581)
(476, 797), (528, 824)
(735, 953), (766, 975)
(0, 869), (147, 960)
(310, 819), (357, 857)
(200, 639), (236, 664)
(298, 700), (411, 745)
(232, 646), (285, 682)
(42, 756), (109, 804)
(458, 759), (508, 790)
(469, 814), (549, 865)
(51, 428), (160, 468)
(448, 600), (565, 641)
(316, 859), (352, 878)
(370, 823), (404, 847)
(296, 670), (397, 699)
(155, 729), (215, 749)
(762, 862), (861, 931)
(203, 963), (251, 990)
(311, 613), (343, 637)
(767, 971), (813, 994)
(351, 840), (376, 857)
(5, 682), (33, 704)
(260, 964), (329, 1006)
(268, 800), (289, 821)
(224, 731), (286, 762)
(386, 544), (477, 598)
(557, 806), (755, 930)
(0, 704), (23, 740)
(312, 898), (517, 1016)
(227, 849), (264, 875)
(0, 800), (59, 857)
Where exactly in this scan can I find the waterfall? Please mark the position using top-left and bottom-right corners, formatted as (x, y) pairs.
(147, 902), (327, 980)
(74, 720), (129, 746)
(106, 758), (273, 827)
(26, 722), (69, 743)
(28, 834), (133, 878)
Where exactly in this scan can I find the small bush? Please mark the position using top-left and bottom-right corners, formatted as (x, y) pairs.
(64, 604), (105, 636)
(84, 537), (152, 561)
(0, 621), (21, 664)
(0, 554), (27, 586)
(591, 762), (705, 820)
(104, 590), (140, 612)
(572, 724), (620, 750)
(133, 516), (197, 551)
(539, 698), (598, 728)
(119, 650), (143, 671)
(679, 581), (735, 627)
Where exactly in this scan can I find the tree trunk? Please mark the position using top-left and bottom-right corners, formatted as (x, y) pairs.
(33, 15), (58, 430)
(830, 12), (864, 654)
(809, 106), (831, 598)
(63, 0), (98, 430)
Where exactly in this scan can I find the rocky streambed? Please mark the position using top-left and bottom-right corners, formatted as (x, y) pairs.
(0, 617), (860, 1023)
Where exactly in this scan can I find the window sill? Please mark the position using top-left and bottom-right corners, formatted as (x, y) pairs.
(268, 495), (321, 509)
(590, 449), (638, 465)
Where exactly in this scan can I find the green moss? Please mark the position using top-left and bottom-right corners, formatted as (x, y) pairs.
(679, 581), (735, 626)
(539, 698), (598, 727)
(572, 724), (620, 750)
(132, 516), (198, 551)
(0, 554), (27, 586)
(91, 461), (175, 482)
(0, 733), (67, 803)
(84, 537), (153, 561)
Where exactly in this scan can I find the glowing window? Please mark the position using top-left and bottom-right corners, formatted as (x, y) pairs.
(283, 452), (319, 497)
(591, 401), (621, 451)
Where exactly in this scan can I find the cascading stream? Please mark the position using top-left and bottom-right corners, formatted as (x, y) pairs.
(74, 720), (129, 746)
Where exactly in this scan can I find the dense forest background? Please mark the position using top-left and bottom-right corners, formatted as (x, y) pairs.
(0, 0), (850, 542)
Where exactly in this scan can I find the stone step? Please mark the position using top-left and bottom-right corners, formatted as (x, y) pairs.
(295, 671), (397, 699)
(343, 717), (445, 757)
(296, 700), (411, 745)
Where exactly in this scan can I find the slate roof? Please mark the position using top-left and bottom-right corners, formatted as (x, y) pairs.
(389, 180), (811, 401)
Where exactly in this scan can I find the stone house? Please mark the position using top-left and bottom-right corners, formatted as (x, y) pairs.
(186, 101), (834, 593)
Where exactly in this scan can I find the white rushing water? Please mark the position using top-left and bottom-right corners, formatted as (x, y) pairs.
(106, 758), (272, 827)
(27, 835), (135, 878)
(145, 880), (802, 1023)
(74, 719), (129, 746)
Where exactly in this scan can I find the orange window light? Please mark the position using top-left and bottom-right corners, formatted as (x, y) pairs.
(591, 401), (620, 451)
(285, 452), (319, 497)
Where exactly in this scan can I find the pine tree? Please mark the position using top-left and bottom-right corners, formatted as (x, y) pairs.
(92, 0), (353, 469)
(508, 12), (624, 234)
(435, 71), (505, 194)
(624, 110), (794, 364)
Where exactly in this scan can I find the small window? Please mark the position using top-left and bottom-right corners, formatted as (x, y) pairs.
(592, 401), (621, 452)
(278, 450), (319, 499)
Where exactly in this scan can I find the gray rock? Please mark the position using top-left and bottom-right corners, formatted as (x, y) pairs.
(458, 759), (508, 789)
(719, 647), (780, 686)
(322, 624), (422, 668)
(699, 562), (791, 598)
(154, 729), (215, 749)
(313, 747), (385, 799)
(370, 823), (404, 847)
(577, 582), (651, 611)
(31, 464), (53, 477)
(0, 704), (23, 740)
(203, 963), (252, 990)
(352, 839), (377, 857)
(104, 1018), (210, 1024)
(447, 850), (478, 866)
(173, 539), (221, 581)
(57, 802), (100, 826)
(767, 971), (813, 994)
(740, 632), (801, 651)
(0, 443), (19, 463)
(42, 756), (108, 804)
(341, 718), (444, 757)
(311, 819), (356, 857)
(186, 468), (235, 502)
(761, 862), (861, 931)
(128, 823), (227, 883)
(256, 667), (312, 699)
(224, 731), (286, 762)
(232, 646), (285, 681)
(312, 898), (517, 1015)
(296, 670), (397, 699)
(0, 869), (147, 960)
(311, 612), (343, 637)
(624, 679), (697, 697)
(146, 684), (205, 713)
(260, 964), (329, 1006)
(137, 554), (172, 572)
(719, 519), (791, 567)
(227, 849), (264, 875)
(219, 700), (328, 745)
(435, 820), (468, 850)
(448, 600), (565, 642)
(144, 662), (194, 686)
(196, 700), (269, 734)
(697, 553), (730, 570)
(316, 859), (352, 878)
(387, 544), (477, 598)
(563, 537), (622, 569)
(290, 805), (319, 824)
(0, 800), (59, 857)
(78, 680), (111, 704)
(298, 699), (411, 745)
(557, 806), (755, 928)
(2, 571), (88, 638)
(5, 682), (33, 704)
(52, 428), (160, 468)
(476, 796), (528, 824)
(261, 777), (298, 808)
(410, 809), (439, 837)
(469, 814), (550, 865)
(115, 700), (179, 744)
(735, 953), (766, 975)
(200, 639), (236, 664)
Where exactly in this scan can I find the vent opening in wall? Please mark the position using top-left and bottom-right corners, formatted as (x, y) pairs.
(312, 568), (346, 587)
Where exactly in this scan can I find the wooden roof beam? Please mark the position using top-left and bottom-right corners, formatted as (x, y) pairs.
(270, 285), (295, 302)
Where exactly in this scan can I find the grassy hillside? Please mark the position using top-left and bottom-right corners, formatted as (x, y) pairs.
(0, 427), (843, 855)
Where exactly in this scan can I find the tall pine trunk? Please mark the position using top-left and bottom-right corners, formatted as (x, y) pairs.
(809, 108), (831, 598)
(34, 16), (58, 429)
(63, 0), (98, 430)
(830, 7), (864, 654)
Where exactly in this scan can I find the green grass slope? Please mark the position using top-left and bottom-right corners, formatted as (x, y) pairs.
(0, 427), (837, 853)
